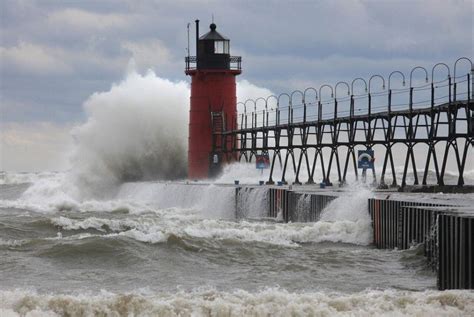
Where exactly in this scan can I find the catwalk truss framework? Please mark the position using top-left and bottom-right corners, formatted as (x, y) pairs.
(213, 58), (474, 187)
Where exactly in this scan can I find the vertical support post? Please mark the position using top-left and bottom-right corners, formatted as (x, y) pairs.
(368, 93), (372, 141)
(388, 89), (392, 115)
(448, 75), (452, 103)
(469, 218), (473, 288)
(431, 83), (435, 112)
(453, 82), (457, 102)
(468, 72), (471, 101)
(383, 90), (393, 186)
(288, 101), (292, 125)
(470, 69), (473, 99)
(267, 151), (277, 185)
(303, 101), (307, 123)
(409, 87), (413, 139)
(468, 73), (472, 140)
(318, 101), (322, 122)
(350, 95), (354, 118)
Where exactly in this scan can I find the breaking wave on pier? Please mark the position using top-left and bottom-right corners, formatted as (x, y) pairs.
(0, 175), (372, 247)
(68, 69), (190, 199)
(2, 170), (473, 315)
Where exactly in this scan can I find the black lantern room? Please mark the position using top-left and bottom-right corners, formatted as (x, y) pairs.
(197, 23), (231, 70)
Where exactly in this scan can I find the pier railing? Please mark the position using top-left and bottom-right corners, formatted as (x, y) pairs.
(220, 57), (473, 188)
(236, 60), (472, 130)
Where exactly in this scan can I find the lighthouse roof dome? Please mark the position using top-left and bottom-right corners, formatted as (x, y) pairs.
(199, 23), (229, 41)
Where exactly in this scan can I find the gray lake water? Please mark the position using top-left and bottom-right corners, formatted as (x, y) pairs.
(0, 172), (472, 316)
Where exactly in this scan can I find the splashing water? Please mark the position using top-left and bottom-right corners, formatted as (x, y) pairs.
(68, 70), (190, 198)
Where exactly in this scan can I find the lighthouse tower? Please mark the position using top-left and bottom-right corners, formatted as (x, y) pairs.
(185, 20), (242, 179)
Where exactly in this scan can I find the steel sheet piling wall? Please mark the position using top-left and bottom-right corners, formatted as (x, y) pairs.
(268, 188), (289, 221)
(438, 213), (474, 290)
(368, 199), (443, 250)
(245, 188), (337, 223)
(274, 189), (336, 222)
(368, 197), (473, 290)
(236, 187), (473, 290)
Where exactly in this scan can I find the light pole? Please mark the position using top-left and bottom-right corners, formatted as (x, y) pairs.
(368, 74), (385, 93)
(290, 90), (304, 124)
(368, 74), (385, 118)
(409, 66), (429, 88)
(245, 99), (256, 128)
(266, 95), (278, 127)
(255, 97), (266, 127)
(278, 93), (291, 125)
(431, 62), (451, 102)
(453, 57), (473, 100)
(388, 70), (406, 113)
(237, 101), (246, 129)
(335, 81), (350, 120)
(351, 78), (367, 117)
(318, 84), (334, 121)
(303, 87), (318, 123)
(409, 66), (429, 113)
(388, 71), (406, 90)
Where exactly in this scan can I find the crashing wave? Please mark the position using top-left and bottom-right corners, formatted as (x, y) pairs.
(1, 288), (472, 317)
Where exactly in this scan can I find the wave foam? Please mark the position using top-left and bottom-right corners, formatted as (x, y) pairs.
(0, 177), (235, 217)
(1, 288), (472, 317)
(69, 70), (190, 197)
(1, 177), (375, 247)
(49, 211), (371, 247)
(0, 171), (62, 185)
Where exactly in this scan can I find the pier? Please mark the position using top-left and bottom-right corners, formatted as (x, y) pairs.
(219, 58), (474, 290)
(194, 56), (474, 290)
(234, 184), (474, 290)
(213, 58), (473, 189)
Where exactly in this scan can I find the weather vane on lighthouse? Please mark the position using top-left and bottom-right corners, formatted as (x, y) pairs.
(185, 19), (242, 179)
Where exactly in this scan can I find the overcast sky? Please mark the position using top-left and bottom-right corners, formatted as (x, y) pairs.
(1, 0), (473, 171)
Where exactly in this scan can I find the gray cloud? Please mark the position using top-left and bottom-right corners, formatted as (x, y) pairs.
(0, 0), (472, 122)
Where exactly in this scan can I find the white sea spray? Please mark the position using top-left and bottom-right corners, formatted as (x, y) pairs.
(1, 288), (472, 317)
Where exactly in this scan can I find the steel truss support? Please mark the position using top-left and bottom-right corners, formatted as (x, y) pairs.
(220, 70), (472, 188)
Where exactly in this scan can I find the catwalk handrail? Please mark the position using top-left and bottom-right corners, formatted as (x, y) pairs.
(235, 58), (473, 130)
(224, 58), (473, 187)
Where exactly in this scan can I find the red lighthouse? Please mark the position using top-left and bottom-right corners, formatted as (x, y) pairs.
(185, 20), (242, 179)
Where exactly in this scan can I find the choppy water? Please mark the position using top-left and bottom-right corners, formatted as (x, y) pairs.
(0, 172), (473, 316)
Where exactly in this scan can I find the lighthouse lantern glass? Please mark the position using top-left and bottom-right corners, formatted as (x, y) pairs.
(214, 40), (229, 54)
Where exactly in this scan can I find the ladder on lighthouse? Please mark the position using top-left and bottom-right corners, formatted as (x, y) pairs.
(211, 111), (225, 153)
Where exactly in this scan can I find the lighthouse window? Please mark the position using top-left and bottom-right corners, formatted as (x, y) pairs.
(214, 41), (223, 54)
(214, 40), (229, 54)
